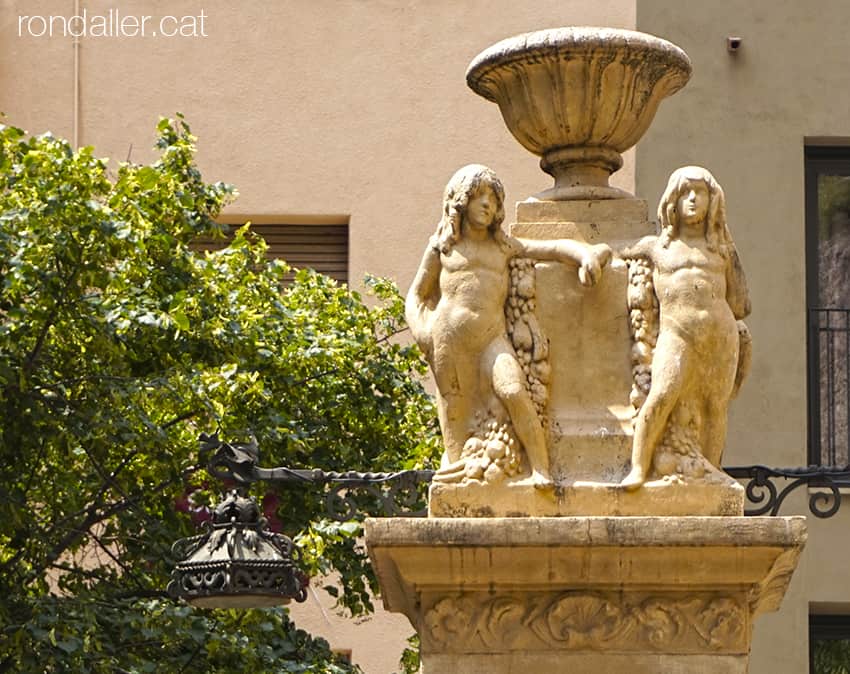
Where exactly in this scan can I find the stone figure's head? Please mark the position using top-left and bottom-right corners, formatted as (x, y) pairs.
(658, 166), (730, 251)
(436, 164), (505, 253)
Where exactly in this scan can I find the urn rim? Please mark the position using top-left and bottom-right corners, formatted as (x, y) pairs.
(466, 26), (692, 102)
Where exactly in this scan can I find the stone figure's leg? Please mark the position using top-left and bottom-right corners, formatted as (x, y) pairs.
(700, 335), (738, 468)
(701, 397), (729, 469)
(437, 392), (473, 466)
(484, 337), (550, 484)
(433, 394), (455, 466)
(622, 330), (689, 490)
(699, 317), (742, 468)
(430, 339), (475, 465)
(432, 391), (476, 483)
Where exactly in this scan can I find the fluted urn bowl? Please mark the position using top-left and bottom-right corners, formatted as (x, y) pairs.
(466, 27), (691, 200)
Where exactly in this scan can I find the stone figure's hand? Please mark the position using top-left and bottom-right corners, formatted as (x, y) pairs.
(577, 244), (612, 286)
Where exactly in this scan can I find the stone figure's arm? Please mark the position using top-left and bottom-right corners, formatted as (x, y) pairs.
(404, 235), (442, 346)
(722, 243), (752, 319)
(511, 237), (612, 286)
(618, 235), (657, 261)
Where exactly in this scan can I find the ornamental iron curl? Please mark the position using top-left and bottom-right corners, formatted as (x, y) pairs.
(725, 465), (850, 518)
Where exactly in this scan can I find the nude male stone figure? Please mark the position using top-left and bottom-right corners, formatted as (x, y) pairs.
(620, 166), (751, 490)
(406, 164), (611, 486)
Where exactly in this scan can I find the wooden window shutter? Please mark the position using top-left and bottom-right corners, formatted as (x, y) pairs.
(195, 223), (349, 284)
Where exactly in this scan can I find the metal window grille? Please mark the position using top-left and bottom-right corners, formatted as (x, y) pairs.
(809, 308), (850, 467)
(805, 146), (850, 467)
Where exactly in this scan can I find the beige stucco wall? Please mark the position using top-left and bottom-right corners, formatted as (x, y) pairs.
(637, 2), (850, 672)
(0, 0), (634, 299)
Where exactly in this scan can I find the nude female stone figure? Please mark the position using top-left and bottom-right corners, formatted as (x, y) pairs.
(406, 164), (611, 485)
(620, 166), (751, 490)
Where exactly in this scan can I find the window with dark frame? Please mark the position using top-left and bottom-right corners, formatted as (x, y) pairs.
(805, 147), (850, 467)
(195, 222), (349, 285)
(810, 614), (850, 673)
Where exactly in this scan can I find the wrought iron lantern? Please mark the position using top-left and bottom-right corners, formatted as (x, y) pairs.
(167, 489), (308, 608)
(167, 433), (431, 609)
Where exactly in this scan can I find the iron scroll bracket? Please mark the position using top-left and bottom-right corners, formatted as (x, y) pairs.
(725, 465), (850, 518)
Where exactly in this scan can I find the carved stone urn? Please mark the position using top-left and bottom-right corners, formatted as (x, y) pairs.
(466, 27), (691, 200)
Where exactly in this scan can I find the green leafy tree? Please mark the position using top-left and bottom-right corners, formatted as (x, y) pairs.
(0, 117), (439, 672)
(813, 639), (850, 674)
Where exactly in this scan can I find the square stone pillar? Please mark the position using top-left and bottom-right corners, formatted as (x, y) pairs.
(511, 199), (650, 483)
(366, 516), (806, 674)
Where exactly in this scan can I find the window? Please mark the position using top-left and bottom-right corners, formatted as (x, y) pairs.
(810, 614), (850, 673)
(196, 221), (349, 284)
(805, 147), (850, 466)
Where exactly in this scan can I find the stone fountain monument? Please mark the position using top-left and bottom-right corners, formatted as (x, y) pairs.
(365, 27), (805, 673)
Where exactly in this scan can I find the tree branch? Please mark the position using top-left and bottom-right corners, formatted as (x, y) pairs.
(23, 266), (81, 376)
(162, 409), (199, 429)
(28, 465), (200, 581)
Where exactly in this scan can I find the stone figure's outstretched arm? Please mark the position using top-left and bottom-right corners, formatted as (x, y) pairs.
(722, 243), (751, 319)
(405, 235), (442, 350)
(618, 235), (657, 261)
(511, 236), (612, 286)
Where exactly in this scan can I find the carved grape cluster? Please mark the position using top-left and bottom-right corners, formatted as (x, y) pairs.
(652, 403), (715, 481)
(460, 420), (522, 483)
(626, 258), (658, 412)
(506, 257), (550, 417)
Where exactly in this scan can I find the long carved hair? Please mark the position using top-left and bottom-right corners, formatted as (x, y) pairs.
(658, 166), (731, 252)
(435, 164), (507, 254)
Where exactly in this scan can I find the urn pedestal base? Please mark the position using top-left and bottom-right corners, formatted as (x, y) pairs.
(428, 474), (744, 517)
(365, 516), (806, 674)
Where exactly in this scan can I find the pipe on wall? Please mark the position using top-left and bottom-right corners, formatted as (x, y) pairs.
(72, 0), (80, 147)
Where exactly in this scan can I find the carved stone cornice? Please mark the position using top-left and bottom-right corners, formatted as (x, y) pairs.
(366, 516), (806, 635)
(421, 591), (747, 654)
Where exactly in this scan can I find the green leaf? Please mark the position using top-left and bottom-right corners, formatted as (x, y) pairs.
(339, 521), (360, 536)
(170, 311), (190, 332)
(137, 166), (158, 190)
(56, 637), (81, 654)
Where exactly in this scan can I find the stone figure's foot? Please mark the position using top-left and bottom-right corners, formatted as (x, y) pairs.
(530, 470), (554, 490)
(619, 468), (646, 492)
(432, 458), (467, 484)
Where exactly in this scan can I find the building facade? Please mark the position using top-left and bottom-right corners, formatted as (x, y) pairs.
(3, 1), (849, 671)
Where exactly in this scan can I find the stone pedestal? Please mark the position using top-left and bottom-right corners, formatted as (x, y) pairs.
(366, 517), (807, 674)
(386, 25), (807, 674)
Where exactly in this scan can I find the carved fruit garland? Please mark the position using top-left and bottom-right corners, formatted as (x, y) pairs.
(625, 257), (657, 412)
(506, 257), (550, 418)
